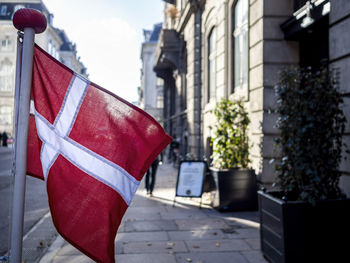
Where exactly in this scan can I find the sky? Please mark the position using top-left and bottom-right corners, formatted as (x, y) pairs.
(43, 0), (164, 103)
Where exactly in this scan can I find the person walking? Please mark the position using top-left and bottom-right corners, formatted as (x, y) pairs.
(2, 132), (8, 147)
(170, 136), (180, 167)
(145, 156), (160, 196)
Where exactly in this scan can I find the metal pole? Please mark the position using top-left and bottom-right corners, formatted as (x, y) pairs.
(10, 27), (35, 263)
(6, 32), (23, 262)
(13, 32), (23, 144)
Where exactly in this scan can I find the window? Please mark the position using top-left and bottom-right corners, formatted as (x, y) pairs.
(48, 40), (60, 60)
(156, 81), (164, 109)
(14, 5), (25, 13)
(232, 0), (248, 93)
(177, 0), (186, 11)
(181, 74), (187, 110)
(208, 28), (216, 102)
(0, 58), (13, 92)
(0, 106), (12, 125)
(1, 5), (7, 15)
(1, 36), (12, 51)
(157, 91), (164, 109)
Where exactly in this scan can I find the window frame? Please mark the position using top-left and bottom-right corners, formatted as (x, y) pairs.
(207, 27), (216, 103)
(231, 0), (248, 95)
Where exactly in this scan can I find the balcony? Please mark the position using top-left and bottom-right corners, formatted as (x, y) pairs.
(154, 29), (182, 78)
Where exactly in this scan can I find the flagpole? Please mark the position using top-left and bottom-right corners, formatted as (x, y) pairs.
(10, 9), (46, 263)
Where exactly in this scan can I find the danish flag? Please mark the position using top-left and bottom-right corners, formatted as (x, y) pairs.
(26, 44), (171, 262)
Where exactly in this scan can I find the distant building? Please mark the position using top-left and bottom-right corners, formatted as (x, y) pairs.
(57, 29), (88, 77)
(139, 23), (163, 123)
(0, 0), (87, 135)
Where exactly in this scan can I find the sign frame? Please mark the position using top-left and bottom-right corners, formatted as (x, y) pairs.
(174, 161), (207, 208)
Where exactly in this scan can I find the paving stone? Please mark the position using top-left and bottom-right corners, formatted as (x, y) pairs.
(20, 214), (58, 263)
(223, 228), (260, 239)
(161, 205), (209, 220)
(123, 241), (188, 254)
(175, 218), (230, 230)
(117, 222), (126, 232)
(115, 241), (124, 254)
(23, 236), (54, 248)
(244, 238), (260, 250)
(22, 247), (46, 262)
(129, 195), (164, 207)
(175, 252), (249, 263)
(161, 211), (208, 220)
(51, 255), (94, 263)
(122, 208), (162, 221)
(186, 239), (251, 252)
(241, 250), (268, 263)
(203, 210), (260, 221)
(57, 244), (82, 255)
(126, 206), (167, 214)
(116, 253), (176, 263)
(116, 231), (168, 242)
(168, 229), (225, 241)
(123, 219), (178, 232)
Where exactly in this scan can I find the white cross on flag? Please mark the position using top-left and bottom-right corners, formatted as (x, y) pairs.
(26, 44), (171, 262)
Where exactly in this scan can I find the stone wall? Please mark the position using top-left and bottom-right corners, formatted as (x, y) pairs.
(251, 0), (298, 185)
(329, 0), (350, 196)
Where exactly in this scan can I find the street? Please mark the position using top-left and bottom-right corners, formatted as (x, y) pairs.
(0, 147), (50, 256)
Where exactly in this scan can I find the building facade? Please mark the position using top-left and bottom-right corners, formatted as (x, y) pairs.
(155, 0), (350, 195)
(139, 23), (164, 123)
(0, 0), (87, 135)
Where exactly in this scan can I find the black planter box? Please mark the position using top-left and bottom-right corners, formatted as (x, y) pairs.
(210, 168), (258, 211)
(258, 190), (350, 263)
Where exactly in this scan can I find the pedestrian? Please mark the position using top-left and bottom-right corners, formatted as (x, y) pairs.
(2, 132), (8, 147)
(145, 156), (160, 196)
(170, 136), (180, 167)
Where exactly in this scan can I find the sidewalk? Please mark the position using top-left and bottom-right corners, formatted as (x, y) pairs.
(37, 162), (267, 263)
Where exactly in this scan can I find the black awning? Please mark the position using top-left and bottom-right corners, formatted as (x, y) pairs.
(281, 0), (330, 40)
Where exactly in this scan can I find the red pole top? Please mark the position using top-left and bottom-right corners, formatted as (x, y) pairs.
(13, 8), (47, 34)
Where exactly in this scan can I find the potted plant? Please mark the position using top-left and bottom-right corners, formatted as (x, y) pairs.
(259, 67), (350, 263)
(210, 98), (257, 211)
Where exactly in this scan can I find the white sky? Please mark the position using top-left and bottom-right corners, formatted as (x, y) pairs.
(43, 0), (164, 103)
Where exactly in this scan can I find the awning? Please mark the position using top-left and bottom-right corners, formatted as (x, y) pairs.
(281, 0), (330, 40)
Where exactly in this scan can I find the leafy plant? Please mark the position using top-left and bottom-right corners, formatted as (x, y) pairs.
(211, 98), (250, 169)
(274, 67), (346, 204)
(165, 5), (179, 21)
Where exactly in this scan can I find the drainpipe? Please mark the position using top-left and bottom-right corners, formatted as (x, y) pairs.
(193, 3), (203, 159)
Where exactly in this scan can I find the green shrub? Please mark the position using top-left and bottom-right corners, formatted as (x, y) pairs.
(211, 98), (250, 169)
(274, 67), (346, 204)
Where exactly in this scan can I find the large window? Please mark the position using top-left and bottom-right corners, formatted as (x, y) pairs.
(0, 58), (13, 92)
(208, 27), (216, 102)
(0, 106), (12, 125)
(232, 0), (248, 93)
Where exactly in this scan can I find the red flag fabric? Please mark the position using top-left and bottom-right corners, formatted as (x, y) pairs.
(26, 44), (171, 263)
